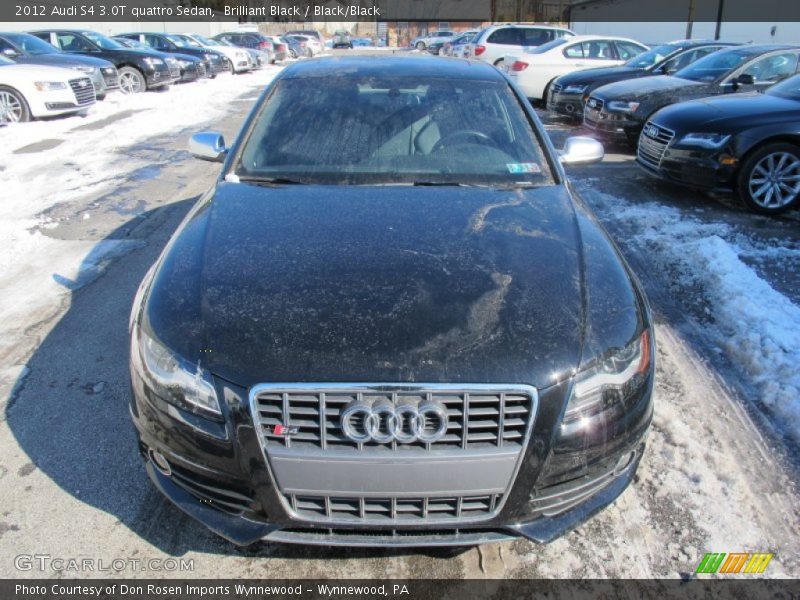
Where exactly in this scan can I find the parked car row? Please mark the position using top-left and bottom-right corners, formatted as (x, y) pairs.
(516, 37), (800, 214)
(0, 28), (312, 124)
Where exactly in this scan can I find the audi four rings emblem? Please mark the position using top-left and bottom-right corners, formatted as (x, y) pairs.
(340, 401), (449, 444)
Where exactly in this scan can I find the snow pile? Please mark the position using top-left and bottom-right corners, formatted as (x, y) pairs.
(0, 67), (281, 366)
(587, 191), (800, 439)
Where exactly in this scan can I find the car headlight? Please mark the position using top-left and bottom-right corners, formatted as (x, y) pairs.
(144, 57), (164, 67)
(562, 329), (651, 433)
(34, 81), (67, 91)
(607, 100), (640, 113)
(102, 66), (116, 74)
(177, 59), (192, 68)
(677, 132), (732, 149)
(562, 84), (588, 94)
(74, 65), (96, 74)
(132, 327), (222, 420)
(202, 53), (213, 61)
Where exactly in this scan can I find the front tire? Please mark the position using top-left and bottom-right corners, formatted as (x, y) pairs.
(415, 41), (425, 50)
(118, 66), (146, 94)
(0, 86), (31, 123)
(737, 142), (800, 215)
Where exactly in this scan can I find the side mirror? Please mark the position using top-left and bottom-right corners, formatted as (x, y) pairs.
(189, 132), (227, 162)
(559, 136), (604, 166)
(2, 48), (19, 58)
(736, 73), (755, 86)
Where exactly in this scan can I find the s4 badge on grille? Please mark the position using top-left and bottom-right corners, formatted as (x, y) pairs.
(272, 424), (299, 436)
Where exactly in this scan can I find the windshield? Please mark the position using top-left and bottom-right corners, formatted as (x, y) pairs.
(191, 34), (216, 46)
(165, 34), (193, 48)
(675, 48), (755, 82)
(4, 33), (59, 55)
(529, 38), (568, 54)
(627, 44), (678, 69)
(81, 31), (123, 50)
(236, 75), (552, 187)
(766, 74), (800, 99)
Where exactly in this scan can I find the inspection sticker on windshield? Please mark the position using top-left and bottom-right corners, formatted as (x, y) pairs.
(507, 163), (541, 174)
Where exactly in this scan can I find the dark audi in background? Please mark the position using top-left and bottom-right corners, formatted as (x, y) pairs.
(638, 74), (800, 215)
(547, 39), (737, 120)
(584, 44), (800, 145)
(129, 57), (655, 546)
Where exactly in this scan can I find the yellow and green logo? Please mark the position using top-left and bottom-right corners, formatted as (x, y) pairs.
(696, 552), (773, 574)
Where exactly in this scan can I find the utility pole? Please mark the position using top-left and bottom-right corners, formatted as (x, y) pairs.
(715, 0), (725, 40)
(685, 0), (695, 39)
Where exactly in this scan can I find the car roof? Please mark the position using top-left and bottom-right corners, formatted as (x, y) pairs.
(487, 23), (572, 31)
(279, 56), (506, 82)
(560, 35), (643, 42)
(710, 43), (800, 57)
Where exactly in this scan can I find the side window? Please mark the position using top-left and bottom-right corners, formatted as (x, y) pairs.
(144, 35), (169, 50)
(740, 52), (799, 84)
(56, 33), (94, 52)
(487, 28), (520, 45)
(30, 32), (52, 44)
(522, 28), (553, 46)
(616, 42), (644, 61)
(0, 38), (14, 53)
(582, 40), (614, 60)
(563, 43), (583, 58)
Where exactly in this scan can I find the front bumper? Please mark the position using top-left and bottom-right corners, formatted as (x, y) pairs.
(130, 363), (653, 546)
(583, 106), (642, 140)
(144, 63), (174, 88)
(636, 146), (736, 193)
(547, 92), (585, 118)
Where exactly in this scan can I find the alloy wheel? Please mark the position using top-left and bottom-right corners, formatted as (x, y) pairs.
(119, 70), (144, 94)
(0, 91), (23, 123)
(748, 151), (800, 209)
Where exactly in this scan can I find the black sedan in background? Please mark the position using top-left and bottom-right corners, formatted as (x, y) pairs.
(548, 39), (736, 119)
(129, 56), (654, 547)
(585, 44), (800, 145)
(637, 74), (800, 215)
(116, 33), (227, 77)
(0, 32), (119, 99)
(112, 36), (204, 82)
(30, 29), (174, 93)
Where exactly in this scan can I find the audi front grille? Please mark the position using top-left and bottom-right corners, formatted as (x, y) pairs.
(69, 77), (95, 106)
(637, 121), (675, 169)
(249, 383), (538, 526)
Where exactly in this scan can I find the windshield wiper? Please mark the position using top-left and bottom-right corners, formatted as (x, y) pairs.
(236, 175), (307, 186)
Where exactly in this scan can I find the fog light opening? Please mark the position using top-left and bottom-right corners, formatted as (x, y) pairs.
(614, 450), (636, 476)
(565, 104), (575, 113)
(148, 448), (172, 476)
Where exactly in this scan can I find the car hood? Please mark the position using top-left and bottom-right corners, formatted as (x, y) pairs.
(0, 62), (84, 80)
(593, 74), (703, 99)
(652, 92), (800, 128)
(144, 182), (642, 389)
(556, 65), (643, 86)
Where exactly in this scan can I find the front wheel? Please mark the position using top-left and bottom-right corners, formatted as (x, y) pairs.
(415, 41), (425, 50)
(737, 142), (800, 215)
(0, 86), (31, 122)
(118, 66), (146, 94)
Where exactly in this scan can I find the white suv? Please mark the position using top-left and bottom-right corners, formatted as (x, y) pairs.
(467, 24), (575, 68)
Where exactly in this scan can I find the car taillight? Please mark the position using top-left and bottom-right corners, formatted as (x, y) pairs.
(512, 61), (529, 72)
(300, 42), (306, 47)
(474, 45), (486, 56)
(258, 41), (272, 50)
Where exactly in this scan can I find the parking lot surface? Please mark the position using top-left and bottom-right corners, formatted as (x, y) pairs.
(0, 56), (798, 579)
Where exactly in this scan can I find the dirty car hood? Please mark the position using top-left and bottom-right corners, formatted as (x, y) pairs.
(145, 182), (589, 388)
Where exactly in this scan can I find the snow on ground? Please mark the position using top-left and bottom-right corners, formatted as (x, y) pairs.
(584, 187), (800, 441)
(0, 67), (281, 368)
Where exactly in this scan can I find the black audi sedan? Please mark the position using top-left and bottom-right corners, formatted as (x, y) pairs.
(112, 36), (205, 83)
(116, 33), (226, 77)
(0, 32), (119, 99)
(547, 39), (736, 119)
(585, 44), (800, 145)
(29, 29), (174, 93)
(637, 74), (800, 215)
(129, 56), (655, 547)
